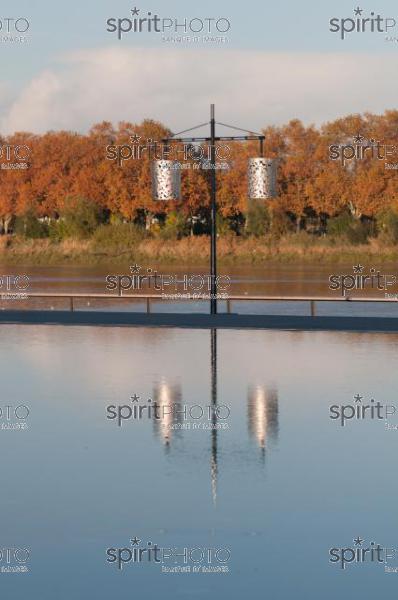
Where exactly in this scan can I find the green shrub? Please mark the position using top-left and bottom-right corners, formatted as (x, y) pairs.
(58, 197), (102, 239)
(216, 214), (234, 236)
(48, 219), (66, 242)
(14, 211), (49, 239)
(327, 212), (369, 245)
(159, 211), (189, 240)
(269, 209), (294, 238)
(245, 202), (270, 237)
(377, 208), (398, 243)
(346, 221), (370, 245)
(92, 222), (145, 250)
(327, 212), (353, 237)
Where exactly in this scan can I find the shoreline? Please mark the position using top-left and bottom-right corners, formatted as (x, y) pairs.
(1, 236), (398, 267)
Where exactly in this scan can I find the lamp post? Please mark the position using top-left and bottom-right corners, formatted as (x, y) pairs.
(210, 105), (217, 315)
(151, 104), (277, 315)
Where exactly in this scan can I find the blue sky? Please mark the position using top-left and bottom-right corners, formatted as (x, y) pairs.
(1, 0), (398, 133)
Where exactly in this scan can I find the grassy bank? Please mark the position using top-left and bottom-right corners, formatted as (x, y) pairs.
(1, 234), (398, 267)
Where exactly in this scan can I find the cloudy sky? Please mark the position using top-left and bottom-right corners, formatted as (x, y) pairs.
(1, 0), (398, 134)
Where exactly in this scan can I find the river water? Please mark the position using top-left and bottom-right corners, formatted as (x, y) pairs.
(1, 325), (398, 598)
(1, 262), (398, 317)
(1, 258), (398, 597)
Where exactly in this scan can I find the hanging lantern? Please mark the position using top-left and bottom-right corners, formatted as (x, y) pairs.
(247, 157), (277, 199)
(151, 160), (181, 201)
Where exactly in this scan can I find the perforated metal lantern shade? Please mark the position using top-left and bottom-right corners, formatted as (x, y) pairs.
(151, 160), (181, 201)
(247, 158), (277, 199)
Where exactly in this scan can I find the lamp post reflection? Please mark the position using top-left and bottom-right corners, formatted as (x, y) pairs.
(210, 328), (218, 506)
(151, 331), (219, 504)
(149, 342), (279, 502)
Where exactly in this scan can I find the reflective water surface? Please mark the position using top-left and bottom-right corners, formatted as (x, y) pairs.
(1, 325), (398, 598)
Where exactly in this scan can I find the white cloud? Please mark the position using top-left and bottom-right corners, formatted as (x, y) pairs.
(1, 47), (397, 134)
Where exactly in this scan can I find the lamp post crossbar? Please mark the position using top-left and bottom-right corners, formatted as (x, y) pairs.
(162, 135), (265, 143)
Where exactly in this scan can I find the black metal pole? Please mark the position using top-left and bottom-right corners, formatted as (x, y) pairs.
(210, 104), (217, 315)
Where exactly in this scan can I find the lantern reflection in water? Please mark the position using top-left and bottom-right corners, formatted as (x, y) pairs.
(247, 386), (279, 458)
(152, 378), (183, 449)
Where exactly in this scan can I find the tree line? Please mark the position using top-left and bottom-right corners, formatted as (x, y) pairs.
(1, 110), (398, 243)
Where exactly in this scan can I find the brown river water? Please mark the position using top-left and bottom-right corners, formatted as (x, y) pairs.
(0, 262), (397, 317)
